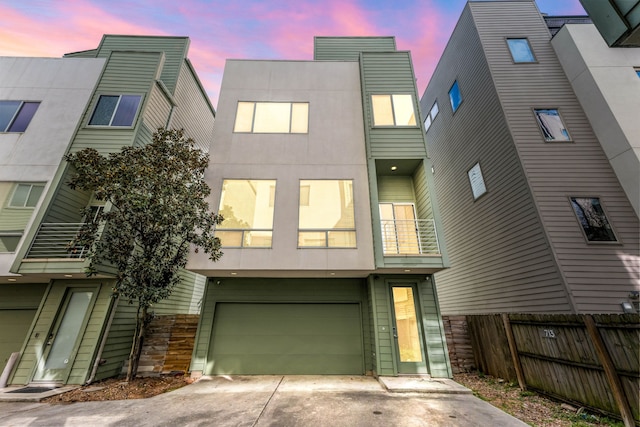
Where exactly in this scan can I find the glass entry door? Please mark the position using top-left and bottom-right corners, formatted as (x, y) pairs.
(390, 286), (428, 374)
(33, 288), (94, 383)
(379, 203), (420, 255)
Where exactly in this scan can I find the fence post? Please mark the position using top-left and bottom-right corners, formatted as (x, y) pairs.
(502, 313), (526, 390)
(584, 315), (635, 427)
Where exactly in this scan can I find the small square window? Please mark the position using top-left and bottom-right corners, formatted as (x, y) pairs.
(570, 197), (617, 242)
(449, 81), (462, 113)
(635, 68), (640, 78)
(467, 163), (486, 200)
(0, 101), (40, 132)
(507, 38), (536, 63)
(9, 183), (45, 208)
(89, 95), (142, 127)
(534, 109), (570, 141)
(424, 101), (439, 131)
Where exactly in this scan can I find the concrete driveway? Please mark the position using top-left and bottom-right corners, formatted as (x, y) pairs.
(0, 376), (527, 426)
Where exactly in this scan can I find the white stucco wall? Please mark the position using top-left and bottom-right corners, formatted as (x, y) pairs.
(552, 24), (640, 217)
(187, 60), (375, 276)
(0, 57), (105, 275)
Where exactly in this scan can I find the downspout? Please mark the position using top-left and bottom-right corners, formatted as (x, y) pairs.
(86, 295), (119, 385)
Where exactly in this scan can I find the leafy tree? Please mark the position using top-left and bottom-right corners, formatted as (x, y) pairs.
(65, 128), (223, 381)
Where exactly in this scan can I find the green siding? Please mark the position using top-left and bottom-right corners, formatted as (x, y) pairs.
(413, 162), (433, 221)
(361, 52), (427, 159)
(42, 168), (91, 224)
(93, 297), (136, 381)
(171, 62), (215, 153)
(377, 175), (416, 203)
(153, 269), (206, 315)
(418, 278), (452, 378)
(314, 36), (396, 60)
(96, 36), (190, 94)
(0, 208), (34, 232)
(143, 82), (173, 132)
(63, 49), (98, 58)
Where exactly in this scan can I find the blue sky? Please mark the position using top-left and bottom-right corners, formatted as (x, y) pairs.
(0, 0), (586, 105)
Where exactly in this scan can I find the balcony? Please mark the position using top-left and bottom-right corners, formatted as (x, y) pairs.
(380, 219), (440, 256)
(24, 223), (89, 259)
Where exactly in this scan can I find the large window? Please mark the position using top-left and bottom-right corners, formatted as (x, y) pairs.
(216, 180), (276, 247)
(507, 38), (536, 63)
(298, 180), (356, 248)
(371, 95), (417, 126)
(88, 95), (142, 127)
(234, 102), (308, 133)
(424, 101), (439, 131)
(534, 109), (570, 141)
(570, 197), (617, 242)
(0, 101), (40, 132)
(448, 81), (462, 113)
(9, 183), (45, 208)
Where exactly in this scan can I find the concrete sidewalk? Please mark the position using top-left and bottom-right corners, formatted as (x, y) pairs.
(0, 376), (528, 426)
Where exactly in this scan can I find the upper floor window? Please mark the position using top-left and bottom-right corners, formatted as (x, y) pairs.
(371, 94), (416, 126)
(507, 38), (536, 63)
(467, 163), (487, 200)
(424, 101), (439, 131)
(9, 183), (45, 208)
(635, 68), (640, 78)
(216, 179), (276, 248)
(234, 102), (309, 133)
(298, 180), (356, 248)
(534, 109), (570, 142)
(570, 197), (617, 242)
(88, 95), (142, 127)
(0, 101), (40, 132)
(449, 81), (462, 113)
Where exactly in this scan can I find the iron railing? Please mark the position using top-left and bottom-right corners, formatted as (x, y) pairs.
(380, 219), (440, 255)
(25, 223), (89, 259)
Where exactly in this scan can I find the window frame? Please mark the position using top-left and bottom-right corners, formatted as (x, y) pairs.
(297, 179), (357, 248)
(467, 162), (487, 201)
(635, 68), (640, 78)
(0, 100), (40, 132)
(448, 80), (463, 113)
(371, 94), (418, 127)
(215, 179), (277, 248)
(87, 94), (143, 128)
(423, 101), (439, 131)
(506, 38), (537, 63)
(233, 101), (309, 134)
(8, 183), (45, 209)
(533, 108), (572, 142)
(569, 196), (619, 244)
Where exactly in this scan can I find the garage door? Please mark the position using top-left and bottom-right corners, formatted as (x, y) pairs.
(208, 303), (363, 375)
(0, 309), (36, 372)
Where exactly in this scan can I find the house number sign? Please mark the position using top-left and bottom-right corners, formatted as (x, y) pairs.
(541, 329), (556, 339)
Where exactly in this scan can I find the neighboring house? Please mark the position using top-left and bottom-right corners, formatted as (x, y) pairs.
(419, 0), (639, 317)
(2, 35), (214, 386)
(186, 37), (452, 378)
(579, 0), (640, 47)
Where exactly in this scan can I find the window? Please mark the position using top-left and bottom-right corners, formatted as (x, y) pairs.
(9, 183), (45, 208)
(424, 101), (439, 131)
(467, 163), (487, 200)
(448, 81), (462, 113)
(534, 109), (570, 141)
(298, 180), (356, 248)
(0, 101), (40, 132)
(570, 197), (617, 242)
(233, 102), (308, 133)
(507, 38), (536, 63)
(635, 68), (640, 78)
(88, 95), (142, 127)
(216, 180), (276, 247)
(371, 95), (417, 126)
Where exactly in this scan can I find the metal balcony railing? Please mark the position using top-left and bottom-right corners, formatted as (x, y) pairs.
(25, 223), (89, 259)
(380, 219), (440, 256)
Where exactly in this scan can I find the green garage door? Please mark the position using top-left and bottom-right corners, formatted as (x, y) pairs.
(0, 309), (36, 372)
(208, 303), (363, 375)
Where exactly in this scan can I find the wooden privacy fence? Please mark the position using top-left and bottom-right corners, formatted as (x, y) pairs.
(466, 314), (639, 427)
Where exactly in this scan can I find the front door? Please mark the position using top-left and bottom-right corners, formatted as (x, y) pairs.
(390, 285), (428, 374)
(32, 288), (95, 383)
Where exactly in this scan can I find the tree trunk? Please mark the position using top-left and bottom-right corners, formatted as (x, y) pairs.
(126, 305), (148, 381)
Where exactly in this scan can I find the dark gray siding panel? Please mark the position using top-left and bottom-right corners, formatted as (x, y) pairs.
(314, 37), (396, 61)
(472, 1), (640, 313)
(420, 4), (571, 315)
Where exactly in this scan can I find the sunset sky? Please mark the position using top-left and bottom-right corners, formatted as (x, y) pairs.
(1, 0), (586, 106)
